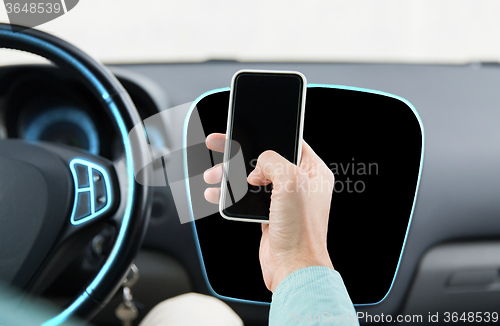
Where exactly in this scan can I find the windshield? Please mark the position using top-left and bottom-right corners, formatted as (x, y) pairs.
(1, 0), (500, 65)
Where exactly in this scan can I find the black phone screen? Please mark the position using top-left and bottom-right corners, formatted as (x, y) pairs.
(222, 72), (305, 220)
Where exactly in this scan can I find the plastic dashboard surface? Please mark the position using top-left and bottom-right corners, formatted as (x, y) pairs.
(186, 85), (423, 305)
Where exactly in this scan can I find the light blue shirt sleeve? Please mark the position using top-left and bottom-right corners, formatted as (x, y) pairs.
(269, 266), (359, 325)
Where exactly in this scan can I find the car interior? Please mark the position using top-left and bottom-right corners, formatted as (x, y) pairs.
(1, 3), (500, 326)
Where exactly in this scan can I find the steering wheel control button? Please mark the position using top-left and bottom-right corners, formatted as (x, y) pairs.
(75, 191), (91, 221)
(69, 159), (112, 225)
(75, 163), (90, 188)
(92, 169), (107, 212)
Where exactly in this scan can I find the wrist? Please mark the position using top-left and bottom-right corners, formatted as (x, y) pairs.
(270, 257), (334, 292)
(270, 262), (308, 292)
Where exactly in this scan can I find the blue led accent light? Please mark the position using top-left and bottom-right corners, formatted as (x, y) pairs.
(308, 84), (425, 306)
(183, 85), (425, 307)
(69, 158), (112, 225)
(0, 28), (135, 324)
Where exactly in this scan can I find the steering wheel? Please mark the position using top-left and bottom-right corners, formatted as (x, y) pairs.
(0, 24), (152, 323)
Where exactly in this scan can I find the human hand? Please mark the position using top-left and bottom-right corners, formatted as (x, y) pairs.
(204, 133), (335, 292)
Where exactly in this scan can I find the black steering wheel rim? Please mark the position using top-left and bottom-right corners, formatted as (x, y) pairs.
(0, 24), (151, 323)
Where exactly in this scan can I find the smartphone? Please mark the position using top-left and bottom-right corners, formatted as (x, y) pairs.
(219, 70), (307, 223)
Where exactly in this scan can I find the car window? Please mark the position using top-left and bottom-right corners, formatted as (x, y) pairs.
(1, 0), (500, 65)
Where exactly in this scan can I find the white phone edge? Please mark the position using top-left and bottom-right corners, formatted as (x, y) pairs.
(219, 69), (307, 224)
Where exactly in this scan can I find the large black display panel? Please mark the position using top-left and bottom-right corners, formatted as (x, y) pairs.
(187, 86), (423, 304)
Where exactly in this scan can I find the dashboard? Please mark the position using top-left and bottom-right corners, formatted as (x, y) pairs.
(1, 66), (116, 158)
(2, 62), (500, 325)
(0, 65), (166, 160)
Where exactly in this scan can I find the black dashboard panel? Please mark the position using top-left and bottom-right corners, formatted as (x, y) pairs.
(123, 62), (500, 322)
(189, 87), (423, 304)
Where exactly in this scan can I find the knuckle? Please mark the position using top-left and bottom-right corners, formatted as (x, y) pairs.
(320, 162), (334, 179)
(327, 169), (335, 186)
(327, 168), (334, 181)
(258, 150), (277, 162)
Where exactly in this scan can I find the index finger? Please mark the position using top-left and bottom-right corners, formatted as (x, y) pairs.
(206, 133), (226, 153)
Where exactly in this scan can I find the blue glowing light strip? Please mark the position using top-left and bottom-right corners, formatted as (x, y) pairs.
(68, 158), (112, 225)
(0, 28), (135, 325)
(309, 84), (425, 306)
(183, 84), (425, 307)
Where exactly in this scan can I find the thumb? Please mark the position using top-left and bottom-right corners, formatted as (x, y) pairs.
(247, 150), (297, 186)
